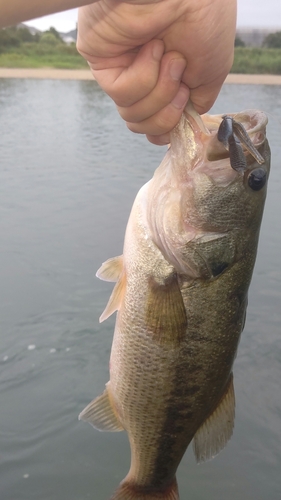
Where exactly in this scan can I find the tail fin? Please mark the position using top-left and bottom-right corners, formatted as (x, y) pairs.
(110, 477), (179, 500)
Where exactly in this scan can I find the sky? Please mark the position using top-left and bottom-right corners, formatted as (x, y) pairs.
(24, 0), (281, 33)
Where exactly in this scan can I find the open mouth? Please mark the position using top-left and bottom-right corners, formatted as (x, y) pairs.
(200, 109), (268, 170)
(217, 115), (265, 173)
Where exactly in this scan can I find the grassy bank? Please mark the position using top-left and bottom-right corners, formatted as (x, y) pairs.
(231, 47), (281, 74)
(1, 44), (281, 73)
(0, 43), (88, 69)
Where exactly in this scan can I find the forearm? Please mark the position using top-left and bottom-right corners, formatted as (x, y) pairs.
(0, 0), (95, 28)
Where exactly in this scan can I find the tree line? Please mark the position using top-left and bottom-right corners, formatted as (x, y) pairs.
(1, 25), (281, 73)
(3, 25), (281, 51)
(0, 25), (68, 52)
(235, 31), (281, 48)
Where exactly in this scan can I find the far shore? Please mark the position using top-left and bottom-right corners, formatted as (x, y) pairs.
(0, 68), (281, 85)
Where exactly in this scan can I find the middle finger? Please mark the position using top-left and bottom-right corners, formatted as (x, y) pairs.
(117, 51), (187, 123)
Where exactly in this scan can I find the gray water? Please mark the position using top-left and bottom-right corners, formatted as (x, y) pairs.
(0, 78), (280, 500)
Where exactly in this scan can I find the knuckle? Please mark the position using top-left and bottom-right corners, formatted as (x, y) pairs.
(107, 84), (140, 108)
(117, 106), (131, 122)
(146, 134), (170, 146)
(126, 121), (140, 134)
(126, 106), (181, 137)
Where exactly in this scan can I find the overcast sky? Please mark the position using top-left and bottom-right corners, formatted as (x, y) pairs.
(25, 0), (281, 33)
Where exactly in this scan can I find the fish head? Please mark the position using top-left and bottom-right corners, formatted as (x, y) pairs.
(147, 105), (271, 279)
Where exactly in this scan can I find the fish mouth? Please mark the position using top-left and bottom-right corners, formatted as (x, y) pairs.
(202, 109), (268, 171)
(181, 103), (268, 170)
(216, 114), (265, 173)
(169, 105), (269, 188)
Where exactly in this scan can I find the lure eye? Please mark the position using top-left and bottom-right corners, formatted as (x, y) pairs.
(248, 168), (267, 191)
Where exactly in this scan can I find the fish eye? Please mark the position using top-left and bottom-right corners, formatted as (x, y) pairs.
(247, 168), (267, 191)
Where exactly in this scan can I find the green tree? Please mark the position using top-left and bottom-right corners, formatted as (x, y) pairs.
(17, 27), (36, 43)
(0, 27), (20, 49)
(263, 31), (281, 48)
(39, 32), (60, 45)
(235, 36), (245, 47)
(45, 27), (63, 42)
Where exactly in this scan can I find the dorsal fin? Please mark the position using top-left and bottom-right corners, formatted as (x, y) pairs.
(193, 374), (235, 463)
(96, 255), (123, 282)
(99, 271), (126, 323)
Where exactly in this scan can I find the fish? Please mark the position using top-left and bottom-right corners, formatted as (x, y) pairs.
(79, 105), (270, 500)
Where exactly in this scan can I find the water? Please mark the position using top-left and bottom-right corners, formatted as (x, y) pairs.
(0, 78), (280, 500)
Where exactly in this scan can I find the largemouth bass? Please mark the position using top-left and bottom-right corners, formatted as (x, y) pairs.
(79, 106), (270, 500)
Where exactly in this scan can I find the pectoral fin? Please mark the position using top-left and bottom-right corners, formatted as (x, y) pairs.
(96, 255), (123, 282)
(193, 374), (235, 463)
(78, 383), (124, 432)
(146, 273), (187, 345)
(99, 271), (126, 323)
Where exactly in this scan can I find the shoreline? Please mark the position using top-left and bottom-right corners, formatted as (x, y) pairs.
(0, 68), (281, 84)
(0, 68), (92, 80)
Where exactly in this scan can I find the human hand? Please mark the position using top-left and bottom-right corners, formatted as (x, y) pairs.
(77, 0), (237, 145)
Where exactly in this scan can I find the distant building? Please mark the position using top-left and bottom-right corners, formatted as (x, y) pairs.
(236, 27), (281, 47)
(61, 35), (76, 44)
(17, 23), (41, 35)
(61, 29), (77, 44)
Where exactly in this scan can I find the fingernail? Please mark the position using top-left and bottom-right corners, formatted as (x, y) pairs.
(171, 86), (189, 109)
(152, 41), (164, 61)
(169, 59), (186, 81)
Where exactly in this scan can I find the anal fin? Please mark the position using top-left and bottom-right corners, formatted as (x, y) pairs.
(78, 383), (124, 432)
(193, 374), (235, 463)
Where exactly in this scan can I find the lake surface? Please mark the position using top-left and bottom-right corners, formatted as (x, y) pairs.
(0, 78), (280, 500)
